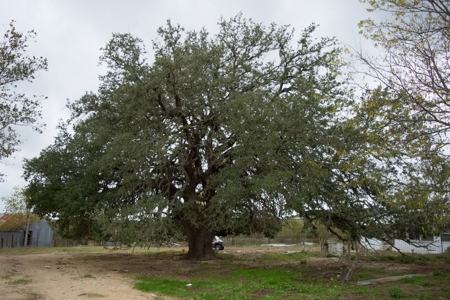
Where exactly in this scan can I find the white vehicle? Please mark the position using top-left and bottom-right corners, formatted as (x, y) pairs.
(212, 236), (224, 250)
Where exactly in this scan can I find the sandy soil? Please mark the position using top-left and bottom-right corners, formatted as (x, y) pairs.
(0, 250), (166, 300)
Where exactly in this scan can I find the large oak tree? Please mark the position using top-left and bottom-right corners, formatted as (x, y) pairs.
(25, 15), (380, 259)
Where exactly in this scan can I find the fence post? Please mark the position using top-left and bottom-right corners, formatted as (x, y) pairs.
(24, 208), (31, 247)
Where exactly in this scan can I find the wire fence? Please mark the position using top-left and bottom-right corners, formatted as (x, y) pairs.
(52, 234), (321, 248)
(223, 234), (320, 246)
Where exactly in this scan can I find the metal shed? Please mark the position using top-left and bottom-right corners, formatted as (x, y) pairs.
(0, 214), (54, 248)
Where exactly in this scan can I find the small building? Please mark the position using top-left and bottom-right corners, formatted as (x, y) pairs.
(393, 234), (450, 254)
(321, 241), (344, 256)
(361, 233), (450, 254)
(0, 213), (53, 248)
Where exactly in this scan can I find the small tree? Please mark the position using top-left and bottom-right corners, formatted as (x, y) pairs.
(1, 186), (35, 246)
(3, 186), (28, 214)
(353, 0), (450, 238)
(356, 0), (450, 147)
(0, 20), (48, 179)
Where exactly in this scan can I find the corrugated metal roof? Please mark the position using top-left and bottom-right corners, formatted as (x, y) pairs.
(0, 214), (32, 232)
(0, 214), (19, 221)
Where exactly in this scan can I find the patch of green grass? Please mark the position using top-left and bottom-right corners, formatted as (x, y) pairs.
(436, 287), (450, 298)
(388, 287), (405, 299)
(327, 293), (340, 300)
(0, 245), (177, 256)
(399, 275), (433, 286)
(432, 270), (448, 277)
(11, 278), (31, 284)
(415, 291), (434, 299)
(83, 274), (95, 278)
(354, 267), (399, 281)
(27, 292), (42, 299)
(400, 276), (415, 284)
(134, 248), (450, 300)
(387, 255), (415, 264)
(0, 247), (52, 255)
(136, 267), (346, 299)
(374, 253), (431, 264)
(379, 272), (450, 300)
(426, 253), (450, 264)
(260, 250), (323, 261)
(57, 247), (110, 253)
(0, 246), (108, 255)
(420, 281), (434, 287)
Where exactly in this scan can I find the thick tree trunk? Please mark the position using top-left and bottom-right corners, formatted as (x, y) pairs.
(182, 222), (216, 260)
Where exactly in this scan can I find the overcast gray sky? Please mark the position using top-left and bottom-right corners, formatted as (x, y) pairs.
(0, 0), (374, 212)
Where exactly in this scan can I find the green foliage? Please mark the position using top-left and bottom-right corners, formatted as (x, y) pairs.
(2, 186), (29, 214)
(93, 198), (185, 247)
(358, 0), (450, 120)
(354, 0), (450, 239)
(0, 186), (37, 232)
(24, 14), (371, 258)
(278, 218), (339, 243)
(279, 219), (304, 237)
(0, 20), (47, 178)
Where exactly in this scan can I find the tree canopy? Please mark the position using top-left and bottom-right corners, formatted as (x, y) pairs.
(24, 15), (378, 259)
(2, 185), (29, 214)
(353, 0), (450, 241)
(0, 186), (35, 232)
(24, 12), (450, 259)
(357, 0), (450, 148)
(0, 20), (48, 179)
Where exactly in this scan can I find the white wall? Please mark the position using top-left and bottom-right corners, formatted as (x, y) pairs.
(361, 238), (386, 251)
(361, 236), (449, 254)
(394, 239), (442, 254)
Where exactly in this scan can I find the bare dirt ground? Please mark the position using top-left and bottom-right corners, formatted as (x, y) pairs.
(0, 247), (445, 300)
(0, 249), (175, 300)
